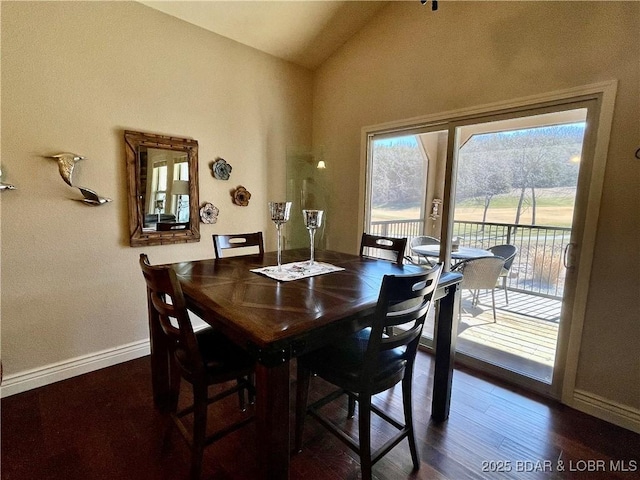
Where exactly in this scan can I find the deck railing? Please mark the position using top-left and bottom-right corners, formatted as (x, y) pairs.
(370, 219), (425, 238)
(370, 219), (570, 299)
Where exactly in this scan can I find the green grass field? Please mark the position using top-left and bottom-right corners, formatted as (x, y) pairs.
(372, 188), (576, 227)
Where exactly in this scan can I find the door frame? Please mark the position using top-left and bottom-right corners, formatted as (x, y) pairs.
(359, 80), (617, 403)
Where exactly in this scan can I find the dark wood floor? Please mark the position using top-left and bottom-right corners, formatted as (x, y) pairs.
(2, 351), (638, 479)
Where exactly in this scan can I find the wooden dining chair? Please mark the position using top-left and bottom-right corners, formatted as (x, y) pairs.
(359, 233), (407, 265)
(295, 264), (442, 480)
(212, 232), (264, 258)
(139, 254), (255, 479)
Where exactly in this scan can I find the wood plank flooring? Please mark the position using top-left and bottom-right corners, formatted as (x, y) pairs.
(2, 353), (638, 479)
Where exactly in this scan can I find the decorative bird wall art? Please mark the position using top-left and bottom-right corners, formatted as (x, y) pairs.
(45, 152), (111, 206)
(0, 168), (17, 191)
(47, 152), (84, 186)
(76, 186), (112, 206)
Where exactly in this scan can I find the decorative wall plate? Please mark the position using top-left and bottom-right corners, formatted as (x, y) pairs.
(232, 186), (251, 206)
(200, 202), (219, 224)
(211, 158), (232, 180)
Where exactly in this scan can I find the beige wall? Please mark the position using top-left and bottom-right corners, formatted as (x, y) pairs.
(1, 2), (312, 375)
(313, 1), (639, 411)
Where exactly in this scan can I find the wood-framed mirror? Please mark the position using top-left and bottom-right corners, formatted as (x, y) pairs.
(125, 130), (200, 247)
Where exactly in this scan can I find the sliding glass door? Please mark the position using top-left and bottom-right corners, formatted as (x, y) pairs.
(363, 88), (610, 398)
(451, 108), (587, 387)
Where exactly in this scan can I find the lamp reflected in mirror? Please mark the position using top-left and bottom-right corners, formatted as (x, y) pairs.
(172, 180), (190, 222)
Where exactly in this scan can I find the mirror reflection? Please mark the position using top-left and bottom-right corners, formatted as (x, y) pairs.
(125, 130), (200, 247)
(141, 147), (191, 229)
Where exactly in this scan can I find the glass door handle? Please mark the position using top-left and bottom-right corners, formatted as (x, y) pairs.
(564, 242), (576, 269)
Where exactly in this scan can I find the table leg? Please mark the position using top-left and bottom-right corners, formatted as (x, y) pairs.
(255, 360), (291, 480)
(431, 282), (461, 422)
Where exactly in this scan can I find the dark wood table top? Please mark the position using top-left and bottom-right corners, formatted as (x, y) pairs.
(171, 249), (459, 361)
(166, 249), (462, 479)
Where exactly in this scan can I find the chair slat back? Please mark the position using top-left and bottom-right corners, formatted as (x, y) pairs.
(139, 254), (203, 377)
(213, 232), (264, 258)
(359, 233), (407, 265)
(361, 263), (442, 383)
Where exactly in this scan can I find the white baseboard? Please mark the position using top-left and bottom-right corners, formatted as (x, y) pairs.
(3, 339), (639, 436)
(0, 339), (151, 398)
(572, 389), (640, 434)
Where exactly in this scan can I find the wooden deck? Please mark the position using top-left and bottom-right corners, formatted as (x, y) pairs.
(425, 289), (561, 383)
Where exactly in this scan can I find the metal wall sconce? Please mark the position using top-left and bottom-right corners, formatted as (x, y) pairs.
(430, 198), (442, 220)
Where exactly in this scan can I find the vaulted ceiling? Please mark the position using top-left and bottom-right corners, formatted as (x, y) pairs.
(139, 1), (389, 70)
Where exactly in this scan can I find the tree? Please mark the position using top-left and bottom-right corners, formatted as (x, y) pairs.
(455, 152), (511, 222)
(456, 123), (584, 225)
(504, 127), (581, 225)
(371, 139), (425, 210)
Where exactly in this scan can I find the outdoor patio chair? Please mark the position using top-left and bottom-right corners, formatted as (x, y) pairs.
(487, 244), (518, 304)
(406, 236), (440, 266)
(452, 256), (505, 322)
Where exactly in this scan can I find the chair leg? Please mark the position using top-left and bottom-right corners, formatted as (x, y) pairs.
(248, 373), (255, 404)
(237, 378), (246, 411)
(294, 362), (311, 453)
(402, 373), (420, 471)
(503, 278), (509, 305)
(491, 290), (497, 322)
(472, 289), (479, 306)
(164, 358), (182, 414)
(190, 382), (208, 480)
(347, 393), (356, 419)
(237, 373), (256, 410)
(161, 367), (181, 453)
(358, 395), (373, 480)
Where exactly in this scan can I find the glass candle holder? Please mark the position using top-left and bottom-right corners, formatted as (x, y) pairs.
(302, 209), (324, 265)
(268, 201), (292, 271)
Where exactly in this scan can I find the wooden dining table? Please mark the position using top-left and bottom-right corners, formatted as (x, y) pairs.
(157, 249), (462, 480)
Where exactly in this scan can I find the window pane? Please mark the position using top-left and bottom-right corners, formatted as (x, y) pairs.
(368, 135), (427, 238)
(157, 165), (167, 191)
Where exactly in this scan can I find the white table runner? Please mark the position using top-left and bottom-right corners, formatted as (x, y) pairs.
(251, 261), (344, 282)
